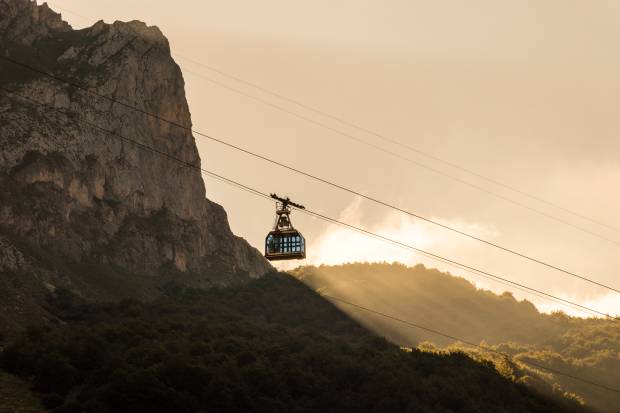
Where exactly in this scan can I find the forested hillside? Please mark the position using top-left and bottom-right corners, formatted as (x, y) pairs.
(0, 274), (585, 413)
(293, 263), (620, 412)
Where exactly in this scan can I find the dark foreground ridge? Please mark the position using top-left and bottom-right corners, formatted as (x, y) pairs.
(1, 273), (586, 413)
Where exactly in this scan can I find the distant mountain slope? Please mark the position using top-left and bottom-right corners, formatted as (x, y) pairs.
(293, 263), (563, 345)
(292, 263), (620, 412)
(0, 0), (271, 337)
(0, 274), (585, 413)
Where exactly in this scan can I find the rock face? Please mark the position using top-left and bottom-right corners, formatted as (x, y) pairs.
(0, 0), (272, 316)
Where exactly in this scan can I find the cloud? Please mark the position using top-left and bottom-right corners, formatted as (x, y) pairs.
(275, 197), (618, 319)
(277, 196), (499, 269)
(537, 292), (620, 318)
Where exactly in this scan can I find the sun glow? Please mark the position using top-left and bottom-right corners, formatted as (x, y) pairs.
(275, 198), (618, 318)
(275, 197), (499, 270)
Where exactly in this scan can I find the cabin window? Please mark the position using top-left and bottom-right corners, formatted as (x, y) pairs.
(265, 233), (305, 255)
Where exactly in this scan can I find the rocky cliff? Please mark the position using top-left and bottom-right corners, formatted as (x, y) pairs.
(0, 0), (272, 332)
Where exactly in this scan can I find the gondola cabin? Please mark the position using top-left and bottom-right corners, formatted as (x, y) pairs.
(265, 194), (306, 261)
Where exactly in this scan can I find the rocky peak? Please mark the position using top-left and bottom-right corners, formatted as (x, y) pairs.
(0, 0), (272, 306)
(0, 0), (70, 44)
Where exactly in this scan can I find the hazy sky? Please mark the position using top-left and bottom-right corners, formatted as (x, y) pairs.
(45, 0), (620, 316)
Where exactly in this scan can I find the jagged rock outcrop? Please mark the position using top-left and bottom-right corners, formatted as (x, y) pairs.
(0, 0), (272, 318)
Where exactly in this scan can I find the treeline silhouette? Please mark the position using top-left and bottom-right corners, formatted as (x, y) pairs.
(0, 274), (584, 413)
(293, 263), (620, 412)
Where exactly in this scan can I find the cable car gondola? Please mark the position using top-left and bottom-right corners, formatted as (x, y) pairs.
(265, 194), (306, 261)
